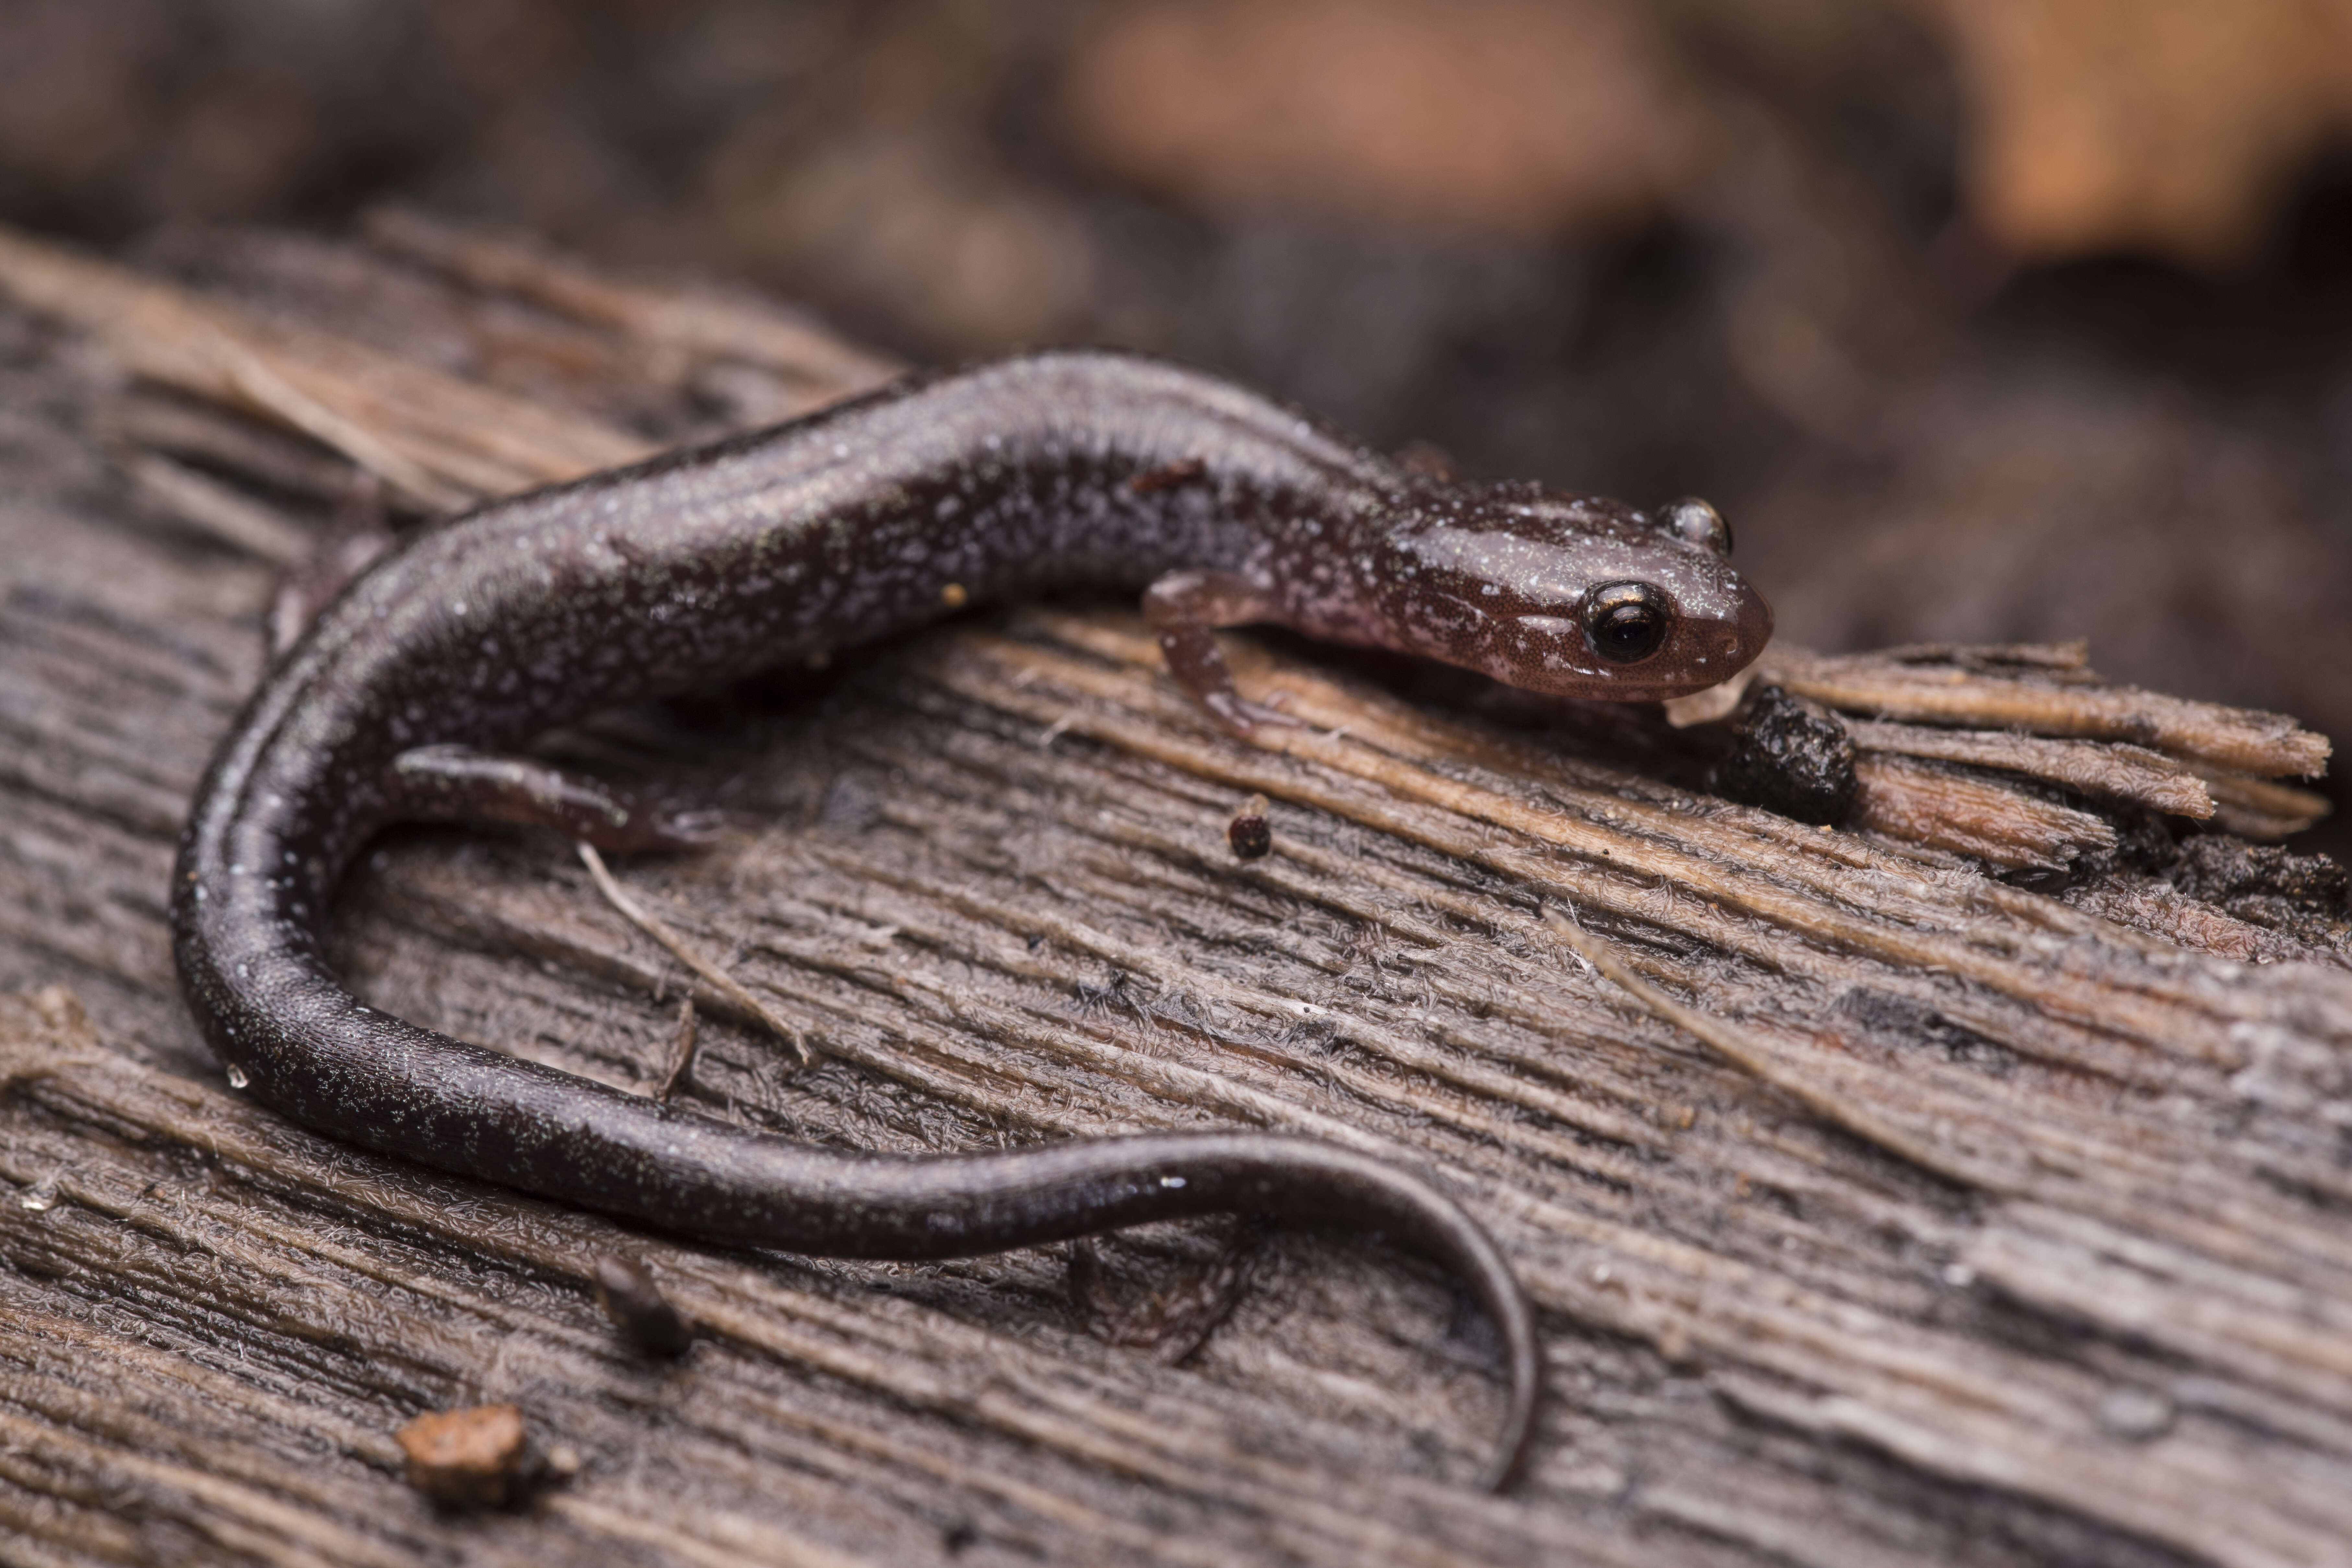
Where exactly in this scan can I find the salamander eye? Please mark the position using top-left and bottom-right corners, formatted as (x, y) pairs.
(1662, 497), (1732, 556)
(1583, 581), (1672, 664)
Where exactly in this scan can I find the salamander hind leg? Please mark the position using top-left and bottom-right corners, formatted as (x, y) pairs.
(1141, 569), (1305, 738)
(270, 527), (396, 658)
(391, 745), (724, 851)
(268, 477), (401, 658)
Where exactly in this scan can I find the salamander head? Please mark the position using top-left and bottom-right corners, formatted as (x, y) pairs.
(1370, 486), (1773, 701)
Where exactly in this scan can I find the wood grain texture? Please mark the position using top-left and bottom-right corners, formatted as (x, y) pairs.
(1, 229), (2349, 1567)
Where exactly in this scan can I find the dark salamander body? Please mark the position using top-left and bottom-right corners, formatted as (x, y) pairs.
(173, 350), (1772, 1490)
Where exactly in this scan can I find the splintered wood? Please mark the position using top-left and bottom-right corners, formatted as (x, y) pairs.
(0, 218), (2347, 1568)
(1771, 643), (2331, 841)
(1667, 639), (2332, 874)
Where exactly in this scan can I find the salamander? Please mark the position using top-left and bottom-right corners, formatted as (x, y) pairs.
(172, 349), (1773, 1491)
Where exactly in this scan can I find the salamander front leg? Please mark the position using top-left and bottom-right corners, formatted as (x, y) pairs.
(391, 745), (724, 851)
(1141, 570), (1305, 738)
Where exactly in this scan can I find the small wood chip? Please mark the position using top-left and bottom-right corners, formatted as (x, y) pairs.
(591, 1251), (693, 1358)
(1227, 793), (1273, 859)
(396, 1403), (526, 1507)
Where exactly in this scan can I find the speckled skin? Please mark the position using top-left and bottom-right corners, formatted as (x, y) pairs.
(172, 351), (1773, 1491)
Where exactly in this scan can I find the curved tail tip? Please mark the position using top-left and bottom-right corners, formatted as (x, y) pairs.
(1476, 1331), (1544, 1492)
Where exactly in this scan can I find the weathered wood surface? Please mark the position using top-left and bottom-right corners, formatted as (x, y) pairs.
(1, 224), (2350, 1567)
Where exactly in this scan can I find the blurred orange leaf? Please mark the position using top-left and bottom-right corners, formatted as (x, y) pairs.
(1061, 0), (1689, 239)
(1918, 0), (2352, 265)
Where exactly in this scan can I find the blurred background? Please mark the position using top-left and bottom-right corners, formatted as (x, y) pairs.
(2, 0), (2348, 849)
